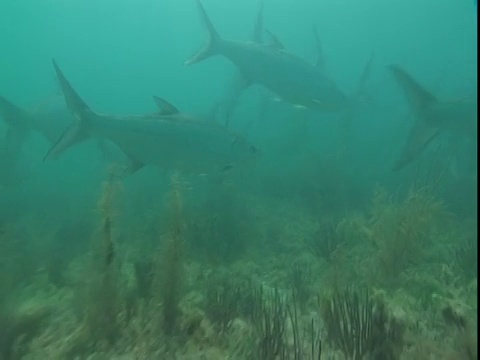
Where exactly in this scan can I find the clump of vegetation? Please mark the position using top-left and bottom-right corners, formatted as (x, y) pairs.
(0, 304), (51, 360)
(133, 259), (154, 300)
(152, 173), (186, 335)
(321, 288), (405, 360)
(287, 261), (313, 314)
(453, 221), (478, 281)
(204, 276), (244, 334)
(253, 287), (289, 360)
(202, 271), (264, 337)
(307, 217), (345, 261)
(442, 304), (478, 360)
(73, 167), (125, 351)
(365, 186), (450, 286)
(187, 183), (252, 264)
(250, 285), (324, 360)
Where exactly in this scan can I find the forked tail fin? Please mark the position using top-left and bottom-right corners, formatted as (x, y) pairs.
(388, 64), (437, 118)
(0, 95), (32, 130)
(388, 64), (440, 171)
(184, 1), (223, 65)
(0, 95), (33, 159)
(44, 60), (97, 160)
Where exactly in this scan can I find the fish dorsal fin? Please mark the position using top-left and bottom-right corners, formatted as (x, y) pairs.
(153, 96), (180, 115)
(389, 65), (437, 116)
(252, 0), (264, 43)
(312, 26), (325, 72)
(264, 29), (285, 50)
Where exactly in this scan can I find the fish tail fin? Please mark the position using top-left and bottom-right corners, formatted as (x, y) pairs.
(0, 96), (31, 129)
(388, 64), (437, 117)
(388, 65), (439, 171)
(0, 95), (32, 158)
(184, 0), (223, 65)
(45, 59), (97, 161)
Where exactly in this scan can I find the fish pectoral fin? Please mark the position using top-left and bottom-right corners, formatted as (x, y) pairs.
(153, 96), (180, 115)
(293, 104), (308, 110)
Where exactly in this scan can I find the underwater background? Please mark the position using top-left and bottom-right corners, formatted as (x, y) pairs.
(0, 0), (477, 359)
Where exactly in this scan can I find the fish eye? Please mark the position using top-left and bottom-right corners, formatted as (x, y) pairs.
(249, 145), (257, 154)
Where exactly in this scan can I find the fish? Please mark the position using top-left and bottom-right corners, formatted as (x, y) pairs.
(46, 60), (259, 176)
(388, 65), (477, 172)
(210, 1), (336, 128)
(186, 0), (352, 112)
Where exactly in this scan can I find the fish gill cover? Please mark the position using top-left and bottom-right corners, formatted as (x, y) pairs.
(0, 0), (477, 358)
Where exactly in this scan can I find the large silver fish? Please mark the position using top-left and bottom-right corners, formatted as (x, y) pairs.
(389, 65), (477, 172)
(212, 0), (329, 127)
(186, 0), (351, 112)
(46, 60), (258, 175)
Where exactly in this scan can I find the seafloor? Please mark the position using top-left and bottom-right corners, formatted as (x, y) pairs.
(0, 162), (476, 360)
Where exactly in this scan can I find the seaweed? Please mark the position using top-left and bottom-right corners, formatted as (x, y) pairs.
(366, 186), (449, 286)
(288, 261), (313, 314)
(307, 217), (345, 261)
(204, 277), (243, 334)
(152, 173), (186, 335)
(0, 305), (51, 360)
(253, 287), (289, 360)
(79, 167), (124, 347)
(186, 183), (252, 264)
(133, 259), (155, 300)
(321, 288), (404, 360)
(202, 271), (263, 337)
